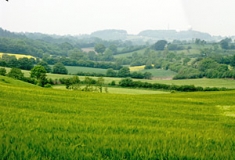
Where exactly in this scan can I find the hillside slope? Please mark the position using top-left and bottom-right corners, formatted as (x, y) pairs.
(0, 76), (235, 159)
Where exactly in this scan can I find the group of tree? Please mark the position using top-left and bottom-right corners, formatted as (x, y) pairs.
(74, 67), (152, 79)
(42, 55), (122, 70)
(59, 76), (107, 93)
(119, 78), (229, 92)
(0, 54), (36, 70)
(220, 38), (235, 50)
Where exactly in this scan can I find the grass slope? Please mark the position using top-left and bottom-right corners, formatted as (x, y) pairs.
(1, 76), (235, 159)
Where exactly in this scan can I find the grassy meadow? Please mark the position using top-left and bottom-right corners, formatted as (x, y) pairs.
(1, 75), (235, 159)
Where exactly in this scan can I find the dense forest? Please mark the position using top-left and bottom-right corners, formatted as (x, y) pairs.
(1, 27), (235, 80)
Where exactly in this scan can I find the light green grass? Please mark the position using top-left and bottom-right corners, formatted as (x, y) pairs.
(114, 48), (146, 58)
(1, 75), (235, 159)
(141, 69), (177, 78)
(65, 66), (108, 74)
(53, 85), (169, 95)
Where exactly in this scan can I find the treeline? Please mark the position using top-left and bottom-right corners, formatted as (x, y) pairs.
(0, 54), (36, 70)
(43, 57), (122, 70)
(75, 69), (152, 79)
(118, 78), (229, 92)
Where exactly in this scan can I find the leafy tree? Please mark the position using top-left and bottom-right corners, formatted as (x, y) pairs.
(30, 65), (47, 87)
(52, 62), (68, 74)
(0, 67), (6, 76)
(119, 78), (133, 87)
(7, 68), (24, 80)
(30, 65), (47, 80)
(37, 61), (51, 73)
(101, 49), (114, 61)
(143, 72), (152, 79)
(96, 77), (105, 92)
(108, 44), (117, 54)
(106, 68), (117, 77)
(94, 43), (106, 54)
(18, 57), (34, 70)
(83, 76), (96, 91)
(152, 40), (167, 51)
(220, 38), (231, 49)
(118, 67), (130, 77)
(1, 54), (18, 68)
(231, 55), (235, 67)
(183, 58), (191, 65)
(65, 76), (80, 89)
(197, 58), (218, 72)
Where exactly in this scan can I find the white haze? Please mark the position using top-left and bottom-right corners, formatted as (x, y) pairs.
(0, 0), (235, 36)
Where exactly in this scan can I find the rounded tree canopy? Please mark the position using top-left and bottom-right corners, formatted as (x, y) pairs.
(30, 65), (47, 79)
(52, 62), (68, 74)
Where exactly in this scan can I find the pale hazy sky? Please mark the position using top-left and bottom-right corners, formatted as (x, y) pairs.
(1, 0), (235, 36)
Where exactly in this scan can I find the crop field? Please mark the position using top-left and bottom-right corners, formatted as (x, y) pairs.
(0, 52), (36, 59)
(0, 75), (235, 159)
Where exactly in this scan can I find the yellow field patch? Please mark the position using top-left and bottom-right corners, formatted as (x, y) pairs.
(217, 105), (235, 117)
(0, 53), (36, 59)
(129, 65), (145, 71)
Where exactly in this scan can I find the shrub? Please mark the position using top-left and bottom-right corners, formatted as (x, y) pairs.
(0, 67), (6, 76)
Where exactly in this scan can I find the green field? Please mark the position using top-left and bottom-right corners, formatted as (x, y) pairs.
(1, 75), (235, 159)
(114, 48), (146, 58)
(65, 66), (109, 75)
(3, 67), (235, 89)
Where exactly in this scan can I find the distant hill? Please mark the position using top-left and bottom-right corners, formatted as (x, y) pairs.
(138, 30), (213, 41)
(90, 29), (128, 40)
(0, 27), (231, 44)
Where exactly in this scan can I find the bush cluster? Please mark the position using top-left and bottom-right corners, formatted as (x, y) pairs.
(118, 78), (228, 92)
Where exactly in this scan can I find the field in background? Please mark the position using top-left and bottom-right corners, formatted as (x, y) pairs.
(65, 66), (109, 74)
(1, 75), (235, 159)
(3, 67), (235, 89)
(0, 52), (36, 59)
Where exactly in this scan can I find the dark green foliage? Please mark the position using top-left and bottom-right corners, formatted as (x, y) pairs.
(106, 68), (117, 77)
(94, 43), (106, 53)
(37, 61), (51, 73)
(52, 62), (68, 74)
(18, 57), (34, 70)
(118, 67), (130, 77)
(231, 55), (235, 67)
(1, 54), (18, 68)
(7, 68), (24, 80)
(152, 40), (168, 51)
(0, 67), (6, 76)
(220, 38), (231, 49)
(119, 78), (228, 92)
(64, 76), (80, 89)
(30, 65), (47, 80)
(30, 65), (47, 87)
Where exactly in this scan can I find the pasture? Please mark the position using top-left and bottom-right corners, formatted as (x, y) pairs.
(0, 75), (235, 159)
(65, 66), (108, 74)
